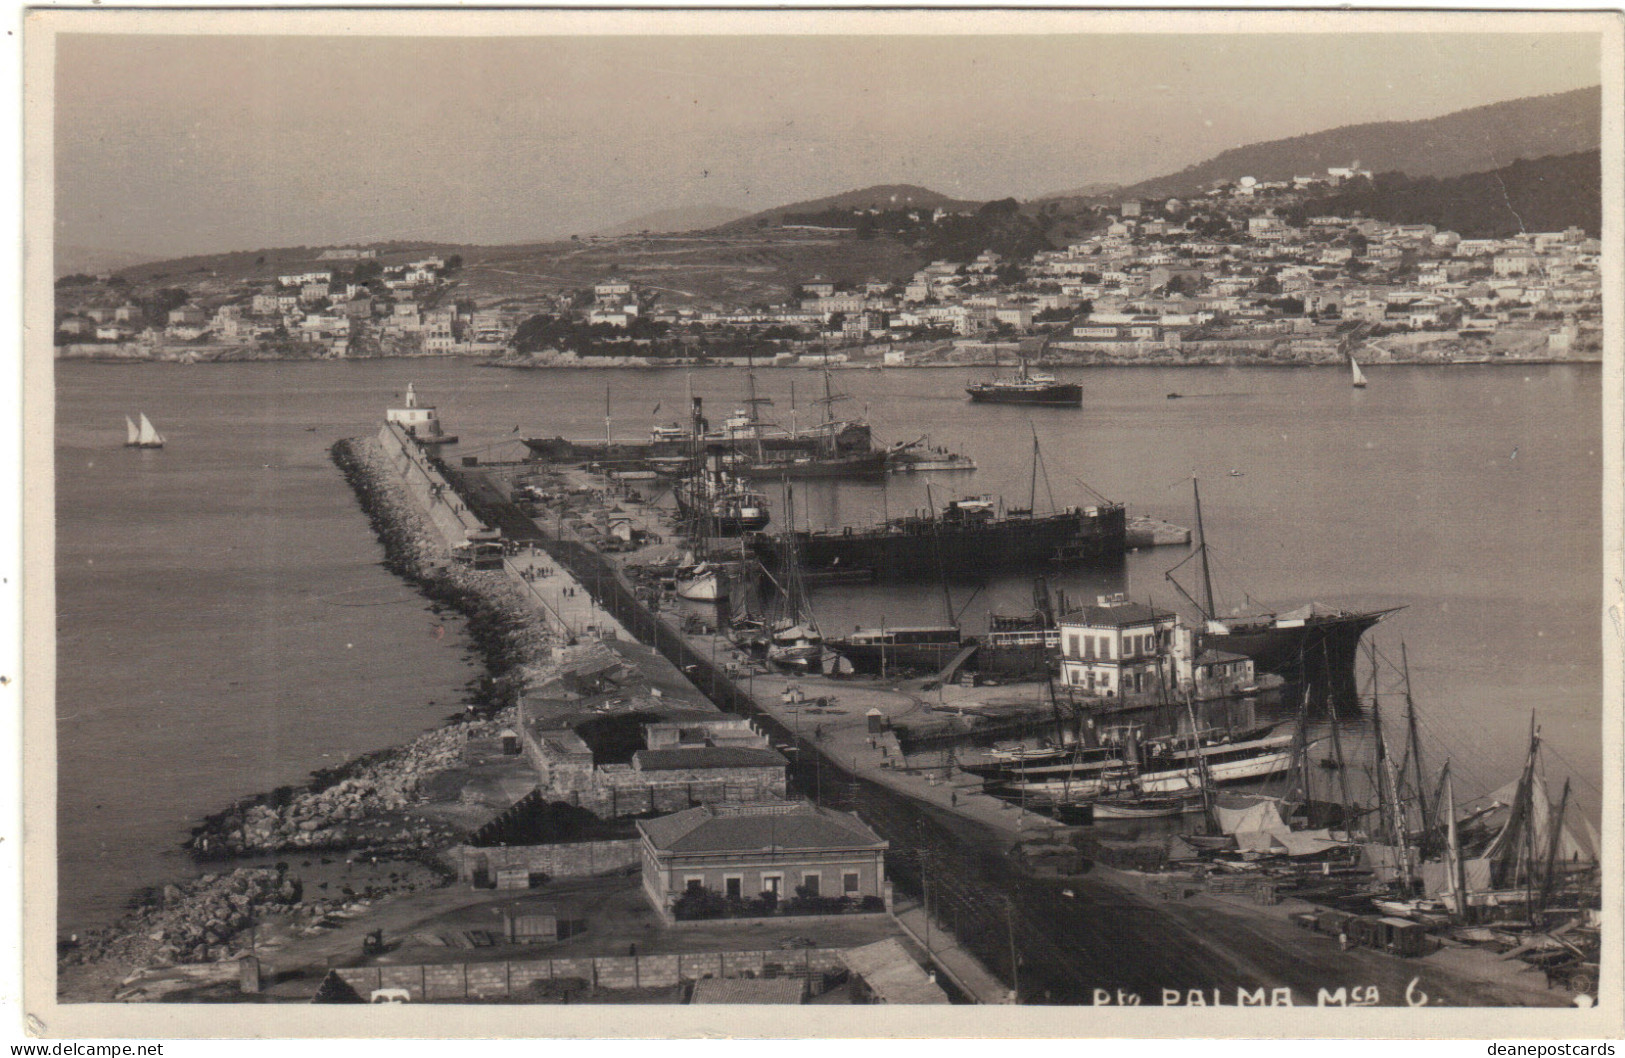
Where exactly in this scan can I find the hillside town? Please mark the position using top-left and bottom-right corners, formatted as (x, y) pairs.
(54, 165), (1602, 367)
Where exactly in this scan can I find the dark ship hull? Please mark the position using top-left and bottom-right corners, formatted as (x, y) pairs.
(754, 504), (1126, 579)
(735, 449), (891, 480)
(966, 382), (1083, 406)
(1201, 609), (1399, 710)
(523, 422), (874, 463)
(828, 629), (967, 676)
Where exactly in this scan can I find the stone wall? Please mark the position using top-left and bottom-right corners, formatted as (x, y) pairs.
(374, 421), (486, 551)
(332, 947), (849, 1000)
(454, 839), (641, 884)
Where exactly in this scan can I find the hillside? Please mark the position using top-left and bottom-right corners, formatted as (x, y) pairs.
(715, 184), (983, 232)
(1033, 181), (1122, 203)
(1105, 86), (1601, 201)
(594, 205), (749, 238)
(1287, 150), (1601, 238)
(55, 245), (163, 278)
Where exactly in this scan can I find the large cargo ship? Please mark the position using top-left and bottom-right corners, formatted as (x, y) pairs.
(752, 494), (1126, 579)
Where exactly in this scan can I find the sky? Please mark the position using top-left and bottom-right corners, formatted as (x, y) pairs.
(52, 29), (1603, 261)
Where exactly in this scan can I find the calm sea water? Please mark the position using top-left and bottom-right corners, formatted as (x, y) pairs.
(54, 359), (1603, 932)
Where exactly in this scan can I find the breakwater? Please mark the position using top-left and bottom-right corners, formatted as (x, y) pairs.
(60, 436), (568, 993)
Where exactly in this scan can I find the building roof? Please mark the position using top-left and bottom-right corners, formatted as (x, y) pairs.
(841, 939), (950, 1005)
(1059, 601), (1174, 628)
(638, 802), (887, 855)
(689, 976), (806, 1005)
(633, 746), (787, 772)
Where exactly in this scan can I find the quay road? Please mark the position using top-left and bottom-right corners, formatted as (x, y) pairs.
(442, 462), (1565, 1008)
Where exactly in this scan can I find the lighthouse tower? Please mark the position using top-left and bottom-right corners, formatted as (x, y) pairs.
(386, 382), (454, 443)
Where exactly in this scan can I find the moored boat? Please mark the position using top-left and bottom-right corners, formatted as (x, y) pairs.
(828, 625), (966, 676)
(1166, 478), (1397, 708)
(966, 345), (1081, 406)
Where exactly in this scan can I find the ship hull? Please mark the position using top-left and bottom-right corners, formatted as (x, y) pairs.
(673, 491), (771, 536)
(755, 505), (1126, 579)
(829, 639), (965, 676)
(523, 423), (873, 463)
(967, 383), (1083, 406)
(1203, 612), (1391, 710)
(736, 451), (891, 480)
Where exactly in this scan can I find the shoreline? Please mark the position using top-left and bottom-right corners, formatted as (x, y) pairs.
(54, 351), (1601, 369)
(56, 436), (564, 1001)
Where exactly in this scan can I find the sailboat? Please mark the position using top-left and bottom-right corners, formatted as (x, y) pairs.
(674, 395), (730, 603)
(124, 413), (165, 449)
(735, 366), (890, 479)
(1165, 477), (1398, 709)
(1349, 354), (1368, 389)
(764, 482), (831, 672)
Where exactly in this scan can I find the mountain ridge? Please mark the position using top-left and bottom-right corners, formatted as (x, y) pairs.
(1085, 85), (1601, 203)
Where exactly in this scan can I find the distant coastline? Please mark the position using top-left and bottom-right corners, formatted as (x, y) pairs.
(52, 348), (1600, 369)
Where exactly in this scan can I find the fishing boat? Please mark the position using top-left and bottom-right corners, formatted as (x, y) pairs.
(124, 412), (164, 449)
(674, 561), (724, 602)
(1093, 792), (1206, 820)
(1166, 478), (1398, 709)
(966, 344), (1081, 406)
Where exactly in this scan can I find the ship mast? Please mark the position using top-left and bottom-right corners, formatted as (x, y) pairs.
(743, 353), (770, 464)
(925, 482), (955, 630)
(1442, 760), (1467, 917)
(1028, 429), (1039, 515)
(1192, 477), (1217, 621)
(1400, 643), (1433, 854)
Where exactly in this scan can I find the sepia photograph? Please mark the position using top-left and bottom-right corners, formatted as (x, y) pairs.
(17, 7), (1622, 1038)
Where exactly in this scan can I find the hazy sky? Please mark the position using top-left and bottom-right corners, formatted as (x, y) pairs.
(53, 31), (1601, 259)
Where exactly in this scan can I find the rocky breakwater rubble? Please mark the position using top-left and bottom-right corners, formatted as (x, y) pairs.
(61, 867), (301, 980)
(183, 714), (513, 857)
(60, 436), (567, 998)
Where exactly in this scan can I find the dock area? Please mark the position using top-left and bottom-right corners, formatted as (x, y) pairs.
(432, 456), (1585, 1007)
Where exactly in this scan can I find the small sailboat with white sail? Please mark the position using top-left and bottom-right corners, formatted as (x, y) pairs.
(1349, 354), (1368, 389)
(124, 413), (165, 449)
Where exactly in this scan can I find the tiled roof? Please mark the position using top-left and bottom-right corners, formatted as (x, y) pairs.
(634, 747), (787, 772)
(638, 803), (886, 855)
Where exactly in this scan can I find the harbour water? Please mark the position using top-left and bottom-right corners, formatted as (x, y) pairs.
(53, 359), (1603, 934)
